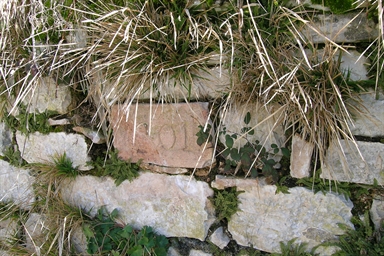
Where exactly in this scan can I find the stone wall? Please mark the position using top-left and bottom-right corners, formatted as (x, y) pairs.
(1, 3), (384, 256)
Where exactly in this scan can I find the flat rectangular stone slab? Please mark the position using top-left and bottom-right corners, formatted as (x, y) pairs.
(110, 103), (214, 168)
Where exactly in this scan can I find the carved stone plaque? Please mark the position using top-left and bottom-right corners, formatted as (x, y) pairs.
(110, 103), (214, 168)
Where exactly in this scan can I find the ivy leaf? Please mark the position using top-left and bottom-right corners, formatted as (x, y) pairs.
(225, 134), (234, 148)
(281, 147), (290, 158)
(244, 111), (251, 125)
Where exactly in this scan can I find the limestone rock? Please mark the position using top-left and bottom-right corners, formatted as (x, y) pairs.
(209, 227), (230, 249)
(168, 247), (182, 256)
(0, 160), (35, 210)
(322, 140), (384, 185)
(290, 134), (313, 178)
(370, 198), (384, 231)
(349, 90), (384, 137)
(219, 102), (285, 163)
(24, 213), (48, 254)
(303, 12), (378, 44)
(189, 249), (212, 256)
(0, 123), (12, 156)
(16, 131), (91, 170)
(0, 218), (18, 243)
(140, 162), (188, 175)
(110, 103), (214, 168)
(60, 173), (215, 241)
(71, 226), (89, 255)
(213, 176), (353, 254)
(22, 77), (72, 114)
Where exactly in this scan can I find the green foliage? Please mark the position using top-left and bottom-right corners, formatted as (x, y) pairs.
(272, 238), (313, 256)
(3, 106), (58, 135)
(0, 146), (26, 167)
(212, 187), (243, 222)
(196, 124), (212, 146)
(84, 208), (169, 255)
(325, 211), (384, 255)
(52, 152), (79, 178)
(310, 0), (355, 14)
(92, 150), (140, 186)
(203, 111), (290, 181)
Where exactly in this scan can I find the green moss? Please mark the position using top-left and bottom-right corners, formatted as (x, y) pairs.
(211, 187), (243, 222)
(311, 0), (355, 14)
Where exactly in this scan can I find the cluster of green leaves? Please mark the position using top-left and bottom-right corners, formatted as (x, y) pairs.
(0, 146), (26, 167)
(92, 150), (140, 186)
(52, 152), (79, 179)
(84, 208), (169, 256)
(198, 111), (290, 181)
(196, 124), (212, 146)
(211, 187), (243, 222)
(3, 105), (58, 135)
(272, 238), (313, 256)
(326, 211), (384, 255)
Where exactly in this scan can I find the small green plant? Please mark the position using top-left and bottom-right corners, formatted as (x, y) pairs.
(83, 208), (169, 255)
(0, 146), (27, 167)
(198, 111), (290, 181)
(310, 0), (355, 14)
(324, 211), (384, 255)
(212, 187), (243, 222)
(52, 152), (79, 179)
(272, 238), (313, 256)
(92, 150), (140, 186)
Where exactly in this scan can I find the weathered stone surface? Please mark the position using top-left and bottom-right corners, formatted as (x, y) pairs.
(338, 50), (369, 81)
(0, 250), (11, 256)
(0, 160), (35, 210)
(322, 140), (384, 185)
(189, 249), (212, 256)
(16, 131), (91, 170)
(24, 213), (48, 254)
(370, 198), (384, 231)
(303, 12), (378, 44)
(71, 226), (89, 255)
(168, 247), (182, 256)
(0, 219), (18, 243)
(110, 103), (214, 168)
(61, 173), (215, 241)
(290, 134), (313, 178)
(22, 77), (72, 114)
(349, 90), (384, 137)
(209, 227), (230, 249)
(0, 123), (12, 156)
(219, 102), (285, 163)
(213, 176), (353, 254)
(140, 162), (188, 175)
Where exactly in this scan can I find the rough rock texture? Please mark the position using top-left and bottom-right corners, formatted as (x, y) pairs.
(219, 102), (285, 162)
(0, 123), (12, 156)
(16, 131), (91, 170)
(370, 198), (384, 231)
(209, 227), (230, 249)
(290, 134), (313, 178)
(304, 12), (378, 44)
(212, 176), (353, 254)
(0, 160), (35, 210)
(140, 162), (188, 175)
(322, 140), (384, 185)
(337, 50), (369, 81)
(0, 219), (18, 243)
(61, 172), (215, 241)
(349, 90), (384, 137)
(24, 213), (48, 254)
(110, 103), (214, 168)
(189, 249), (212, 256)
(22, 77), (72, 114)
(71, 227), (89, 255)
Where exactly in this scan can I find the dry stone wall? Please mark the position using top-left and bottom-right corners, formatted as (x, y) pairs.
(1, 5), (384, 256)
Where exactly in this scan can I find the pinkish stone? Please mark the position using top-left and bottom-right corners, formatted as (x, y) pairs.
(110, 103), (214, 168)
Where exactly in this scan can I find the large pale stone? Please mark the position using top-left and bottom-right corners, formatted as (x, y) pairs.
(22, 77), (72, 114)
(213, 176), (353, 254)
(303, 12), (378, 44)
(322, 140), (384, 185)
(61, 173), (215, 241)
(0, 160), (35, 210)
(16, 131), (91, 170)
(0, 123), (12, 156)
(290, 134), (314, 178)
(110, 103), (214, 168)
(219, 102), (285, 163)
(349, 90), (384, 137)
